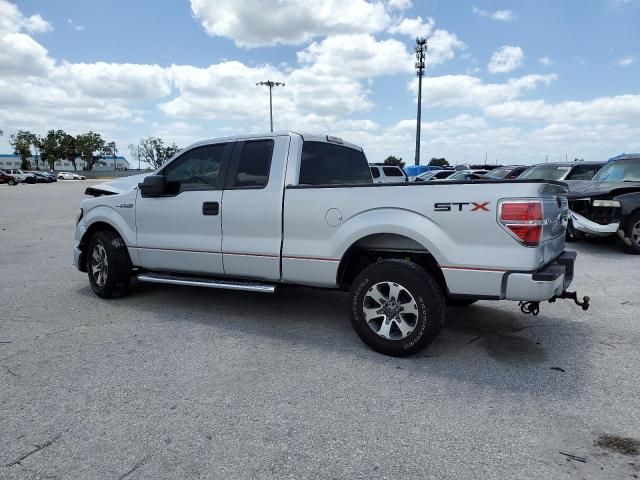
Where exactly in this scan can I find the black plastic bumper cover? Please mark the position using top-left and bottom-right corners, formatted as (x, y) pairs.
(531, 251), (576, 289)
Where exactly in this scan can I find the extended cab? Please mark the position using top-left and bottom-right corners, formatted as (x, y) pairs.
(74, 132), (586, 356)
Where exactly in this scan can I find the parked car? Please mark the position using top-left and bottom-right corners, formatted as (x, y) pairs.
(0, 169), (18, 185)
(370, 165), (408, 183)
(73, 132), (587, 357)
(482, 165), (528, 180)
(403, 165), (441, 181)
(436, 169), (489, 181)
(567, 154), (640, 253)
(30, 171), (54, 183)
(4, 168), (36, 183)
(58, 172), (86, 180)
(518, 162), (605, 182)
(35, 171), (57, 182)
(414, 170), (455, 182)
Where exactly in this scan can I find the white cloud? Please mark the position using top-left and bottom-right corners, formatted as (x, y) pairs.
(297, 34), (412, 78)
(388, 16), (434, 37)
(386, 0), (412, 10)
(427, 29), (466, 65)
(0, 32), (55, 76)
(617, 55), (635, 66)
(485, 94), (640, 124)
(67, 18), (85, 31)
(488, 45), (524, 73)
(472, 7), (516, 21)
(0, 0), (52, 34)
(409, 73), (557, 108)
(539, 56), (553, 66)
(189, 0), (391, 47)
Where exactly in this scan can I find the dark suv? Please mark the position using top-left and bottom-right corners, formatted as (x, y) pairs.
(519, 162), (605, 182)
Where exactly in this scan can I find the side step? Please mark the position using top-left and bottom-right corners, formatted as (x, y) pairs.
(136, 272), (275, 293)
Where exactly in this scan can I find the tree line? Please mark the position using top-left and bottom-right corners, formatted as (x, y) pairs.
(5, 129), (180, 171)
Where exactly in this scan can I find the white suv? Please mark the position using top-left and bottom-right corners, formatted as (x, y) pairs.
(5, 169), (36, 184)
(370, 165), (407, 183)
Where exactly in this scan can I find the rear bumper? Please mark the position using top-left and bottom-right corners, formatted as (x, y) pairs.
(570, 211), (619, 236)
(504, 251), (576, 301)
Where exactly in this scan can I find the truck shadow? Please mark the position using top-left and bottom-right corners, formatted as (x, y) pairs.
(78, 281), (592, 394)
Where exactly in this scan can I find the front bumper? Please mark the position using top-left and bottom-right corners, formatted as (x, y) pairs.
(504, 251), (576, 301)
(570, 210), (619, 236)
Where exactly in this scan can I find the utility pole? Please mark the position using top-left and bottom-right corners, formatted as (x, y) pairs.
(256, 81), (285, 132)
(414, 37), (428, 166)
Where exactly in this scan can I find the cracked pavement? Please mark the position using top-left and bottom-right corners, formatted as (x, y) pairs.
(1, 181), (640, 479)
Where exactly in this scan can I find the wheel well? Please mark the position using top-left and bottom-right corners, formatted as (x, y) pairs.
(77, 222), (122, 272)
(336, 233), (446, 292)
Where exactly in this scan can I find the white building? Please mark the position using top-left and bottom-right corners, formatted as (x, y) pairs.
(0, 154), (131, 171)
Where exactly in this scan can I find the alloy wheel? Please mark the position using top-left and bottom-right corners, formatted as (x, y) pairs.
(362, 281), (419, 340)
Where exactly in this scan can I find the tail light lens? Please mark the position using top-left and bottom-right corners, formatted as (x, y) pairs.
(498, 200), (543, 246)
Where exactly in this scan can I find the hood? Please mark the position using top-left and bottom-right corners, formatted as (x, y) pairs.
(567, 180), (640, 199)
(85, 173), (151, 196)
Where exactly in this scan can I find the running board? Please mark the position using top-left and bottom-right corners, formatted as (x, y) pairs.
(136, 273), (275, 293)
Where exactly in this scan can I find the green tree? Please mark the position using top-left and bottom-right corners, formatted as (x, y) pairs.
(9, 130), (34, 170)
(103, 141), (118, 170)
(138, 136), (180, 169)
(60, 133), (79, 170)
(383, 155), (405, 168)
(428, 157), (449, 167)
(76, 132), (105, 171)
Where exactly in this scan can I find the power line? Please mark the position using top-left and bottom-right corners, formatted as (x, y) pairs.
(256, 81), (285, 132)
(414, 37), (428, 166)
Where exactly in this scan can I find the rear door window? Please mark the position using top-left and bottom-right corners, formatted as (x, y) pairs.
(370, 167), (380, 178)
(382, 167), (404, 177)
(299, 142), (372, 185)
(228, 140), (274, 188)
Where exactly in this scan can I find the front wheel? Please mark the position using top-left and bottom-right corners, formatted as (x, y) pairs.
(8, 179), (17, 186)
(87, 230), (132, 298)
(349, 260), (446, 357)
(621, 211), (640, 254)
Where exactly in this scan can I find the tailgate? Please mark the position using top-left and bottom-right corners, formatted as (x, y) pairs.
(539, 183), (569, 263)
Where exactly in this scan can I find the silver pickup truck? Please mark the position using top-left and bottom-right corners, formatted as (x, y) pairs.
(74, 132), (587, 356)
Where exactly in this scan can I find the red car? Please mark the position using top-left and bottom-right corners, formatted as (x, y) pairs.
(0, 169), (18, 185)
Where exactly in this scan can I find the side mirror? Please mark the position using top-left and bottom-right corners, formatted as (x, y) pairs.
(139, 175), (166, 196)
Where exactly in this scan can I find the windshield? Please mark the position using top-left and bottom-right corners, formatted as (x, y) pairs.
(447, 171), (469, 180)
(592, 159), (640, 182)
(518, 165), (570, 181)
(417, 171), (437, 180)
(484, 167), (511, 179)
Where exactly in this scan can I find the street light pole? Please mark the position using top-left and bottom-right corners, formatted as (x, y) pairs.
(414, 37), (428, 166)
(256, 80), (285, 132)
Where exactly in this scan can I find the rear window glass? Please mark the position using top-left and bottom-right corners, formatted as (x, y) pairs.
(382, 167), (404, 177)
(299, 142), (372, 185)
(565, 165), (602, 180)
(519, 165), (571, 180)
(370, 167), (380, 178)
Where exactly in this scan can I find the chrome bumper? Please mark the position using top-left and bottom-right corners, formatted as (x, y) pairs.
(504, 251), (576, 302)
(570, 211), (619, 236)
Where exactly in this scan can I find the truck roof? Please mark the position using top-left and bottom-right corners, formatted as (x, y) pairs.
(183, 131), (364, 153)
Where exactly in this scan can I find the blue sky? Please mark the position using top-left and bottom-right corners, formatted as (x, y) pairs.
(1, 0), (639, 165)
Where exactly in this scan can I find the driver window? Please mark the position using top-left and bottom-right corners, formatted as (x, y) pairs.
(163, 144), (227, 193)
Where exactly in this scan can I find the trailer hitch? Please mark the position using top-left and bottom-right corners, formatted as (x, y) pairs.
(519, 291), (590, 316)
(549, 291), (591, 311)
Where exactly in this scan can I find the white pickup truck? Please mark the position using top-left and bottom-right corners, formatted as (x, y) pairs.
(74, 132), (588, 356)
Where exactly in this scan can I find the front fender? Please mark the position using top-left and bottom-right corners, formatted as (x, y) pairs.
(80, 205), (135, 247)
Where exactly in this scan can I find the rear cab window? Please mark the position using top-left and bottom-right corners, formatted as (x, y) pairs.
(299, 141), (373, 185)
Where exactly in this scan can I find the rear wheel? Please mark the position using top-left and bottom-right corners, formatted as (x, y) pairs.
(621, 211), (640, 254)
(8, 179), (17, 186)
(87, 230), (131, 298)
(349, 260), (445, 357)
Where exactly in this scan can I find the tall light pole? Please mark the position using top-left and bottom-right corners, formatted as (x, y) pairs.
(256, 80), (285, 132)
(414, 37), (428, 166)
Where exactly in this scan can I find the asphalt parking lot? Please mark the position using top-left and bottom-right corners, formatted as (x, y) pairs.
(1, 181), (639, 479)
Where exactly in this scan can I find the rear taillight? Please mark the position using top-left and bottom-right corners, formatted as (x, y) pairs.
(498, 200), (543, 247)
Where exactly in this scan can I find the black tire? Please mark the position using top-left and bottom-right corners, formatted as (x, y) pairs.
(621, 211), (640, 255)
(8, 179), (17, 186)
(87, 230), (131, 298)
(349, 259), (445, 357)
(565, 220), (581, 242)
(446, 298), (477, 307)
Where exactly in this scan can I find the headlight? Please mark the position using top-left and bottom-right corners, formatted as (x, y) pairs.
(592, 199), (621, 207)
(75, 208), (83, 224)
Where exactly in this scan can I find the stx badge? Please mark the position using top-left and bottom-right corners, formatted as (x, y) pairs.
(434, 202), (490, 212)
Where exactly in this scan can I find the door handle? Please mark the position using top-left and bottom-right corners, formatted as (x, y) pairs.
(202, 202), (219, 215)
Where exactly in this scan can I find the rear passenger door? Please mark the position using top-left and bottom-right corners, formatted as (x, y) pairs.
(221, 136), (290, 281)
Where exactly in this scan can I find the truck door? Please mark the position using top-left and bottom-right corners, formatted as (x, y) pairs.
(135, 142), (232, 274)
(221, 136), (290, 281)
